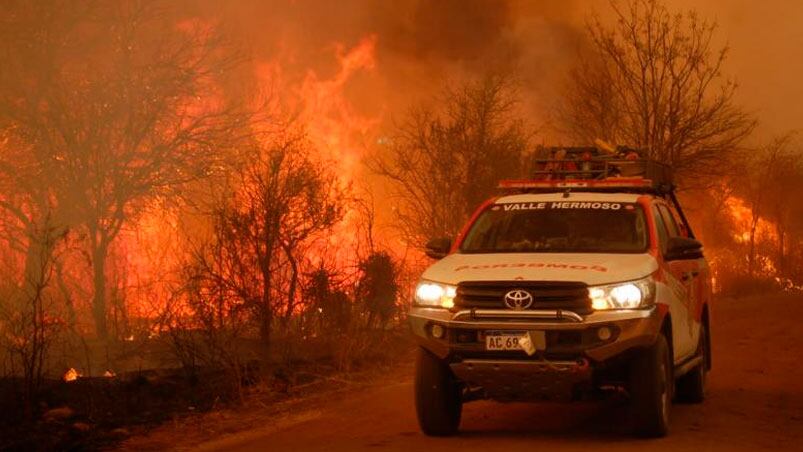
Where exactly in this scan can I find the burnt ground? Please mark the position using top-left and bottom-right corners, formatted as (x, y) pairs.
(120, 292), (803, 451)
(0, 332), (411, 451)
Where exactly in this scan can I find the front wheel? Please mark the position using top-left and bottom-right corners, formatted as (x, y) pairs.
(629, 334), (672, 438)
(414, 347), (462, 436)
(676, 325), (708, 403)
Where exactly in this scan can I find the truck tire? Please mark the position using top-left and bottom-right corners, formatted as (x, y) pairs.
(676, 325), (708, 404)
(629, 334), (672, 438)
(414, 347), (462, 436)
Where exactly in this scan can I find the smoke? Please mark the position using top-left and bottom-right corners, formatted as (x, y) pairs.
(176, 0), (803, 166)
(179, 0), (586, 125)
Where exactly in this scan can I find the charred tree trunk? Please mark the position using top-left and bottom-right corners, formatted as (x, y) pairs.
(748, 228), (756, 278)
(55, 261), (77, 327)
(282, 242), (299, 324)
(259, 295), (272, 346)
(747, 210), (760, 278)
(20, 230), (48, 303)
(91, 232), (109, 341)
(777, 223), (786, 276)
(259, 261), (273, 347)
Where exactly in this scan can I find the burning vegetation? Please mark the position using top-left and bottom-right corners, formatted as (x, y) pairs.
(0, 0), (802, 448)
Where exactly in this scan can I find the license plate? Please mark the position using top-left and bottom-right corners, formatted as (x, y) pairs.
(485, 331), (546, 353)
(485, 333), (523, 351)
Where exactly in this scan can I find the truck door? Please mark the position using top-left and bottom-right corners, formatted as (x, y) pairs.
(659, 204), (707, 351)
(652, 205), (696, 361)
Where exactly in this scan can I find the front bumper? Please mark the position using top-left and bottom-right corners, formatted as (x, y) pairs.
(410, 306), (662, 362)
(409, 306), (663, 400)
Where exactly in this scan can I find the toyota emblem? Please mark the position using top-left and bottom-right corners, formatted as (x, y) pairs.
(503, 289), (533, 310)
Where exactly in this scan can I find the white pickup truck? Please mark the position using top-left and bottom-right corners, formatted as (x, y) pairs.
(409, 158), (712, 438)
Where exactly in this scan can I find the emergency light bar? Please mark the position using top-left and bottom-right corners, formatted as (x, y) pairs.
(498, 178), (653, 190)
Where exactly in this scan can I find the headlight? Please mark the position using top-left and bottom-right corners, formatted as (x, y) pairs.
(414, 281), (457, 308)
(589, 276), (655, 310)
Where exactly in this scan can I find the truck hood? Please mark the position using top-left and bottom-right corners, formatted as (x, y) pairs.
(420, 252), (658, 286)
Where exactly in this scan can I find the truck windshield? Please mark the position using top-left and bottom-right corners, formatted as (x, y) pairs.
(460, 201), (649, 254)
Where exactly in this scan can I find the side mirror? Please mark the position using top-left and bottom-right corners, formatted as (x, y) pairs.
(425, 237), (452, 259)
(664, 236), (703, 261)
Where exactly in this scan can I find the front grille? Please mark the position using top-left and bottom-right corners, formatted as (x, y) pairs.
(455, 281), (591, 315)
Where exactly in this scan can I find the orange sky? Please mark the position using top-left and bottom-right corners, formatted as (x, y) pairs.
(189, 0), (802, 143)
(665, 0), (803, 140)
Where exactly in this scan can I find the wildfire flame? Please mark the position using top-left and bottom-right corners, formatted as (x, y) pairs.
(63, 368), (81, 382)
(258, 35), (381, 186)
(256, 35), (392, 265)
(291, 35), (386, 261)
(707, 194), (797, 293)
(108, 35), (391, 322)
(725, 196), (777, 245)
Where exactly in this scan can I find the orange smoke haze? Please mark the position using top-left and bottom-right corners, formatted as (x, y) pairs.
(42, 0), (803, 324)
(191, 0), (803, 139)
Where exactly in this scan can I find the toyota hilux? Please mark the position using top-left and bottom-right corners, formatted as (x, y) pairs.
(409, 155), (712, 438)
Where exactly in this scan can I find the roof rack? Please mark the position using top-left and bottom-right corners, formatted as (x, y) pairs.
(496, 146), (696, 238)
(499, 146), (674, 195)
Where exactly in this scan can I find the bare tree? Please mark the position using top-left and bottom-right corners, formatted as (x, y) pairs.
(0, 1), (248, 339)
(164, 248), (254, 401)
(787, 201), (803, 283)
(741, 134), (802, 277)
(763, 143), (803, 277)
(372, 73), (530, 246)
(189, 129), (345, 346)
(0, 218), (62, 419)
(559, 0), (756, 183)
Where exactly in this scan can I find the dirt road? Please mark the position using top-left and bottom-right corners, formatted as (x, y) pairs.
(171, 293), (803, 451)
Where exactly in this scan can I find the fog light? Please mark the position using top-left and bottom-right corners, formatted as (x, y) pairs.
(597, 326), (612, 341)
(431, 324), (445, 339)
